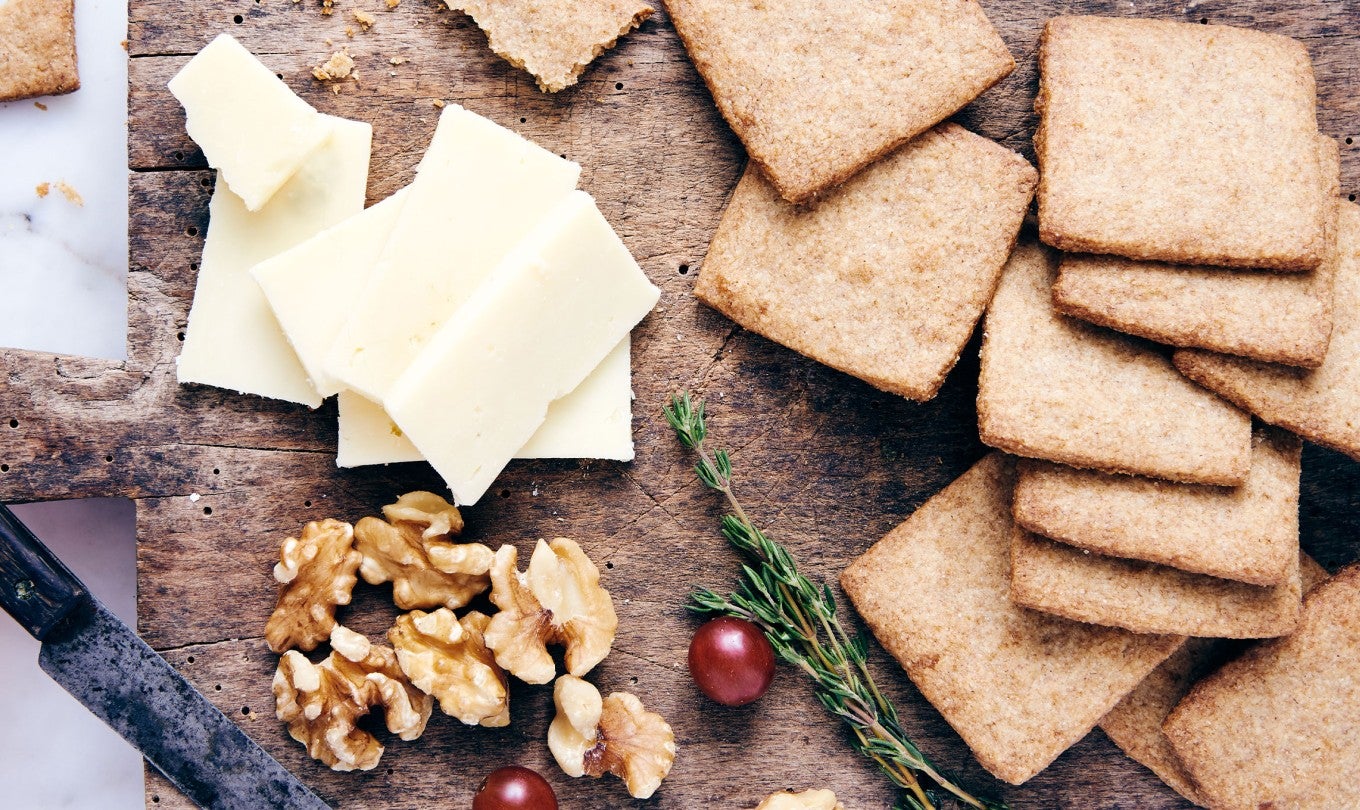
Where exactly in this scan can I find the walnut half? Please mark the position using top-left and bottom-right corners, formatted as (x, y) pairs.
(354, 491), (494, 610)
(756, 789), (847, 810)
(266, 519), (361, 653)
(388, 608), (509, 727)
(272, 626), (433, 771)
(547, 674), (676, 800)
(484, 538), (618, 684)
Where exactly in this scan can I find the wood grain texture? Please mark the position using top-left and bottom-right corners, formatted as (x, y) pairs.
(0, 0), (1357, 807)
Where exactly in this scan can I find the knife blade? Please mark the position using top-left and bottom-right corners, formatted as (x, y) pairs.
(0, 504), (330, 810)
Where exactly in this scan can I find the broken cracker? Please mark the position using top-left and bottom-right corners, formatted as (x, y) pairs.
(1010, 529), (1303, 639)
(1175, 201), (1360, 462)
(1098, 555), (1330, 807)
(978, 237), (1251, 485)
(0, 0), (80, 101)
(668, 0), (1013, 203)
(1163, 564), (1360, 810)
(450, 0), (653, 93)
(1013, 427), (1301, 586)
(1035, 17), (1329, 271)
(695, 123), (1036, 402)
(313, 50), (356, 81)
(841, 454), (1182, 785)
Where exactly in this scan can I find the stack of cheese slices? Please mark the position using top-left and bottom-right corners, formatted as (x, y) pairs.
(169, 34), (660, 506)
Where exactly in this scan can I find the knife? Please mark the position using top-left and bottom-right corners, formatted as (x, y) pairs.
(0, 503), (330, 810)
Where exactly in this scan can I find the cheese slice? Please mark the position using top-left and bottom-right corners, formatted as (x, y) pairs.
(336, 337), (635, 467)
(252, 188), (410, 397)
(168, 34), (333, 212)
(383, 191), (660, 504)
(325, 104), (581, 403)
(176, 116), (372, 406)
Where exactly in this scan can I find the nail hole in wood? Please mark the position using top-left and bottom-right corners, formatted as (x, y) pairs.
(187, 655), (195, 663)
(151, 798), (160, 805)
(498, 489), (510, 498)
(241, 706), (250, 715)
(1351, 194), (1357, 202)
(304, 500), (312, 507)
(105, 454), (113, 462)
(629, 676), (638, 684)
(190, 262), (199, 271)
(8, 419), (17, 428)
(233, 14), (243, 23)
(215, 684), (222, 691)
(276, 73), (283, 80)
(678, 264), (690, 275)
(186, 226), (198, 237)
(203, 506), (213, 515)
(173, 151), (184, 161)
(213, 468), (220, 475)
(200, 176), (211, 187)
(1199, 17), (1208, 23)
(1347, 137), (1354, 145)
(1, 465), (9, 473)
(177, 332), (185, 341)
(520, 117), (526, 123)
(605, 561), (614, 569)
(615, 82), (624, 90)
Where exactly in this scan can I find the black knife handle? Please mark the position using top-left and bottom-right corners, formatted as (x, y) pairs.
(0, 504), (87, 641)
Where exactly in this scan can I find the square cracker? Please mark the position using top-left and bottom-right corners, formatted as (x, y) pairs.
(1010, 529), (1303, 639)
(1035, 17), (1329, 271)
(977, 238), (1252, 485)
(1163, 564), (1360, 810)
(1013, 427), (1301, 586)
(840, 454), (1182, 785)
(1175, 202), (1360, 461)
(667, 0), (1013, 203)
(0, 0), (79, 101)
(451, 0), (653, 93)
(1097, 556), (1329, 807)
(695, 124), (1036, 401)
(1053, 144), (1341, 368)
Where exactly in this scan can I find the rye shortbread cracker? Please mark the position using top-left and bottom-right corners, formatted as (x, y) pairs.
(1013, 427), (1301, 586)
(695, 124), (1037, 401)
(1010, 530), (1303, 639)
(667, 0), (1013, 203)
(977, 238), (1251, 485)
(1097, 556), (1330, 806)
(451, 0), (653, 93)
(1163, 564), (1360, 810)
(0, 0), (79, 101)
(840, 454), (1181, 785)
(1176, 202), (1360, 461)
(1035, 17), (1329, 271)
(1053, 141), (1342, 368)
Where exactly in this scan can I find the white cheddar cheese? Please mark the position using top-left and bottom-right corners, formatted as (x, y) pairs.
(336, 337), (635, 467)
(325, 104), (581, 403)
(176, 116), (372, 406)
(252, 189), (410, 397)
(168, 34), (333, 212)
(383, 191), (660, 504)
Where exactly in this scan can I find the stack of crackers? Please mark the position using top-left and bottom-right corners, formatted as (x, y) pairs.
(677, 7), (1358, 807)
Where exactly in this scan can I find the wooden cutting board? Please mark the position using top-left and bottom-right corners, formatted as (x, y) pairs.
(2, 1), (1358, 807)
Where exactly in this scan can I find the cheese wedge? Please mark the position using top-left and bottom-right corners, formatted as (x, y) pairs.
(168, 34), (333, 212)
(252, 188), (410, 397)
(384, 191), (659, 504)
(326, 104), (581, 403)
(336, 337), (636, 467)
(176, 116), (372, 406)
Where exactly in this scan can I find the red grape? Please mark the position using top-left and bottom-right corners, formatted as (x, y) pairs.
(472, 766), (558, 810)
(688, 616), (776, 706)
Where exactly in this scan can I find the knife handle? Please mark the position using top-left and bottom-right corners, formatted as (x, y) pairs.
(0, 504), (87, 641)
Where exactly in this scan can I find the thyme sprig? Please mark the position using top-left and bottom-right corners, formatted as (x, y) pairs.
(664, 392), (1006, 810)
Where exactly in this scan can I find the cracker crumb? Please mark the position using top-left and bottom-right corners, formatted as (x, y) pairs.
(433, 99), (445, 108)
(56, 181), (83, 206)
(388, 56), (408, 65)
(35, 182), (50, 198)
(33, 101), (47, 111)
(353, 9), (376, 30)
(345, 26), (355, 37)
(120, 40), (128, 51)
(324, 38), (333, 46)
(321, 0), (335, 15)
(312, 50), (355, 82)
(386, 0), (400, 7)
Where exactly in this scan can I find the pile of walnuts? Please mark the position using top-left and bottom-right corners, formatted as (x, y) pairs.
(264, 491), (676, 799)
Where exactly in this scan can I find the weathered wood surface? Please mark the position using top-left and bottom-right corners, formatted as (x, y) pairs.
(0, 0), (1357, 807)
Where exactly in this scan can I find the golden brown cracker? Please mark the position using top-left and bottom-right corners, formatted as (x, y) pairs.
(695, 124), (1036, 402)
(452, 0), (652, 93)
(1013, 428), (1301, 586)
(1163, 564), (1360, 810)
(1035, 17), (1328, 271)
(1098, 556), (1330, 806)
(1010, 530), (1303, 639)
(1175, 202), (1360, 462)
(667, 0), (1013, 203)
(977, 238), (1252, 485)
(0, 0), (79, 101)
(841, 454), (1182, 785)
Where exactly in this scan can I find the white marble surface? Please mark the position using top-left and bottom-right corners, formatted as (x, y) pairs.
(0, 0), (143, 806)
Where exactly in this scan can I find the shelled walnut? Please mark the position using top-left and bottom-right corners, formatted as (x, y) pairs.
(354, 491), (494, 610)
(266, 519), (361, 653)
(756, 789), (846, 810)
(484, 538), (618, 684)
(388, 608), (509, 727)
(272, 626), (433, 771)
(547, 675), (676, 800)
